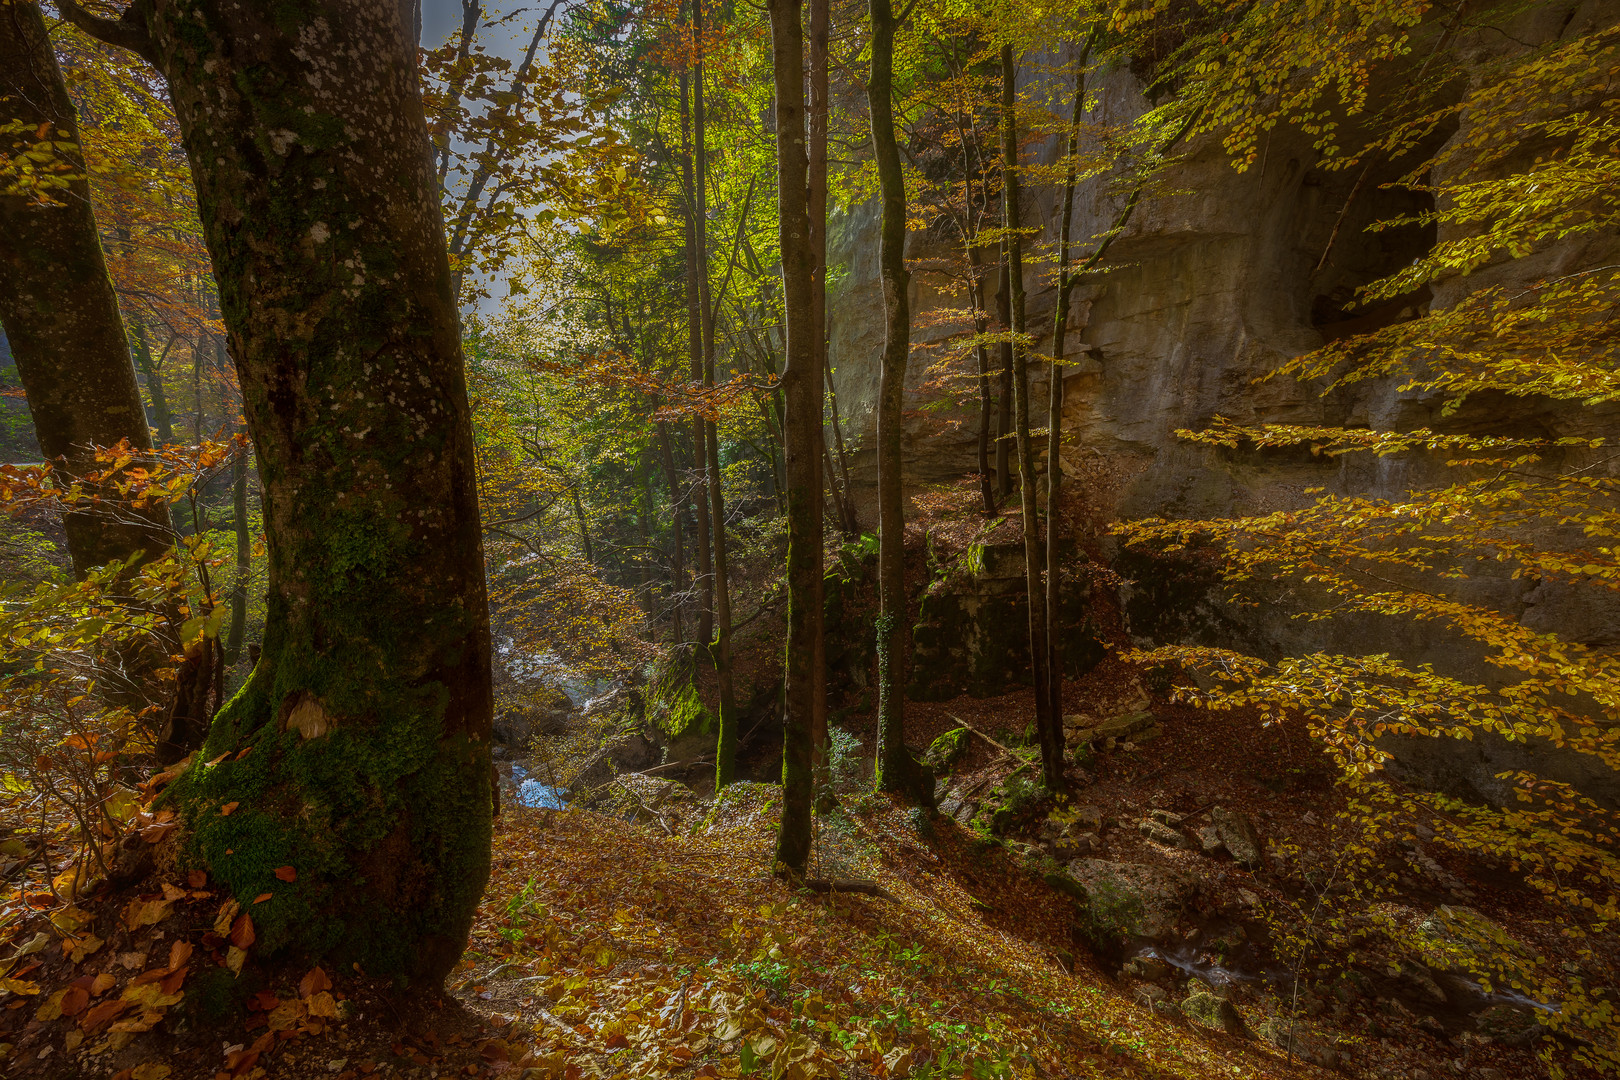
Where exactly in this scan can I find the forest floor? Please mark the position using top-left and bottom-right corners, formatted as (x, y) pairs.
(2, 656), (1580, 1080)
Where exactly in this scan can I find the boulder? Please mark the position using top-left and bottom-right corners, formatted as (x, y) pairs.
(1474, 1004), (1543, 1047)
(1052, 832), (1097, 860)
(1414, 905), (1540, 983)
(923, 727), (970, 772)
(1069, 709), (1157, 746)
(1138, 818), (1194, 850)
(1210, 806), (1262, 867)
(1256, 1019), (1338, 1068)
(492, 685), (574, 748)
(1056, 860), (1201, 945)
(1183, 991), (1246, 1035)
(1122, 955), (1174, 982)
(1195, 825), (1223, 856)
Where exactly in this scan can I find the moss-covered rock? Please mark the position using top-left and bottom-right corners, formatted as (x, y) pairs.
(908, 541), (1106, 701)
(1054, 860), (1200, 948)
(923, 727), (969, 772)
(1183, 991), (1246, 1035)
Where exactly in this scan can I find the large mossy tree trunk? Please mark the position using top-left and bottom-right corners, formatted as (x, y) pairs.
(79, 0), (494, 988)
(868, 0), (931, 806)
(766, 0), (821, 874)
(0, 0), (172, 577)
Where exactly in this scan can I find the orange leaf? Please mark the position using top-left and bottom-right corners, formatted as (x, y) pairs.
(166, 940), (192, 972)
(274, 866), (297, 883)
(229, 913), (255, 950)
(80, 997), (132, 1032)
(299, 966), (332, 998)
(252, 893), (273, 904)
(60, 985), (90, 1017)
(220, 802), (240, 816)
(187, 870), (207, 889)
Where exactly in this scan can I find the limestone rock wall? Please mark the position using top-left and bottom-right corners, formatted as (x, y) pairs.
(821, 2), (1620, 803)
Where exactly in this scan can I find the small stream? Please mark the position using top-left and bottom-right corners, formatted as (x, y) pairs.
(506, 762), (567, 810)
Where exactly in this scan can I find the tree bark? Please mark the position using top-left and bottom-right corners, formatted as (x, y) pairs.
(1046, 42), (1092, 735)
(223, 433), (250, 669)
(1000, 44), (1062, 793)
(654, 419), (687, 644)
(823, 346), (857, 536)
(678, 68), (715, 651)
(806, 0), (833, 781)
(766, 0), (822, 874)
(104, 0), (493, 988)
(688, 0), (737, 788)
(994, 250), (1013, 501)
(130, 318), (175, 444)
(969, 248), (994, 516)
(0, 0), (172, 577)
(868, 0), (931, 806)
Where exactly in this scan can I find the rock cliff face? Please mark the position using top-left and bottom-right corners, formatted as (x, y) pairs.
(823, 2), (1620, 803)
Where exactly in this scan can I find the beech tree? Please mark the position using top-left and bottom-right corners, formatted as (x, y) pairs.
(64, 0), (493, 984)
(0, 0), (171, 578)
(766, 0), (820, 874)
(868, 0), (931, 806)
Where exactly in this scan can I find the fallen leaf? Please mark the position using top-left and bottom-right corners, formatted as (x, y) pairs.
(90, 972), (117, 995)
(220, 802), (240, 816)
(80, 997), (132, 1031)
(274, 866), (297, 882)
(230, 912), (255, 949)
(140, 821), (179, 844)
(187, 869), (207, 889)
(122, 981), (184, 1009)
(123, 896), (173, 930)
(214, 898), (240, 935)
(299, 966), (332, 997)
(253, 892), (273, 904)
(131, 1063), (171, 1080)
(0, 977), (40, 995)
(161, 965), (188, 996)
(60, 985), (90, 1017)
(166, 940), (193, 972)
(35, 988), (67, 1020)
(68, 933), (104, 962)
(306, 991), (339, 1018)
(160, 882), (186, 901)
(225, 946), (247, 973)
(266, 998), (307, 1030)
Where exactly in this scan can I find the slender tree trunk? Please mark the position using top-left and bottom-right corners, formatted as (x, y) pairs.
(1001, 44), (1062, 793)
(823, 346), (857, 534)
(994, 251), (1013, 501)
(969, 249), (995, 516)
(570, 485), (593, 563)
(766, 0), (822, 874)
(869, 0), (931, 806)
(131, 318), (175, 444)
(655, 419), (687, 644)
(690, 1), (738, 788)
(678, 69), (715, 649)
(1046, 43), (1092, 733)
(86, 0), (494, 987)
(0, 0), (172, 576)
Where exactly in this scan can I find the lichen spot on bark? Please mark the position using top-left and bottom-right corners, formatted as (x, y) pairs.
(282, 692), (333, 740)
